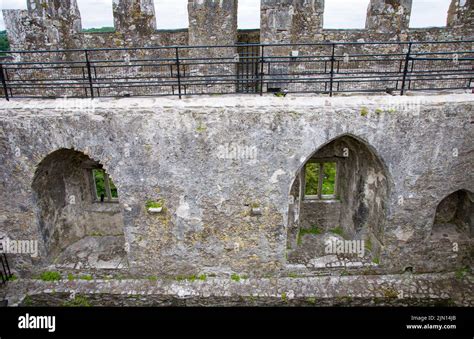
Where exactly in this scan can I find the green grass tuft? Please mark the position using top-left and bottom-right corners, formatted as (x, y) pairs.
(455, 266), (470, 280)
(38, 271), (61, 281)
(7, 274), (18, 281)
(231, 273), (241, 282)
(80, 275), (93, 281)
(63, 295), (91, 307)
(146, 200), (163, 209)
(22, 295), (33, 306)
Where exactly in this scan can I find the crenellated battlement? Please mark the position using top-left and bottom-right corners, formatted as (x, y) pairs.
(2, 0), (472, 52)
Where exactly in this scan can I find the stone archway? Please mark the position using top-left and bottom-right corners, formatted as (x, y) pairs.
(431, 190), (473, 241)
(287, 135), (389, 268)
(32, 148), (127, 270)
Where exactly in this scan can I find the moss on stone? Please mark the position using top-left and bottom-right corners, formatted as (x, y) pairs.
(455, 266), (470, 280)
(80, 275), (93, 281)
(38, 271), (61, 281)
(7, 274), (17, 281)
(63, 295), (91, 307)
(146, 200), (163, 209)
(382, 287), (398, 299)
(22, 295), (33, 306)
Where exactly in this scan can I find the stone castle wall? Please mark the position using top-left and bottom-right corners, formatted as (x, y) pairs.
(0, 1), (472, 302)
(1, 0), (471, 98)
(0, 94), (472, 278)
(2, 0), (472, 52)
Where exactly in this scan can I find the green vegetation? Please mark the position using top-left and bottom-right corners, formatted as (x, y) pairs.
(281, 292), (287, 301)
(305, 163), (319, 195)
(63, 295), (92, 307)
(0, 30), (9, 53)
(175, 274), (206, 282)
(22, 295), (33, 306)
(38, 271), (62, 281)
(306, 297), (317, 304)
(340, 270), (349, 276)
(80, 275), (93, 281)
(147, 275), (158, 281)
(7, 274), (18, 281)
(93, 169), (106, 198)
(146, 200), (163, 209)
(92, 169), (118, 199)
(360, 107), (369, 117)
(382, 287), (398, 299)
(329, 226), (344, 237)
(372, 256), (380, 265)
(196, 122), (207, 133)
(455, 266), (470, 280)
(304, 162), (337, 196)
(82, 27), (115, 33)
(231, 273), (241, 282)
(365, 237), (373, 252)
(297, 225), (323, 245)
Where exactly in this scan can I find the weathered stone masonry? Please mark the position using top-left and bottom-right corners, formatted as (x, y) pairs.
(0, 94), (472, 279)
(2, 0), (472, 52)
(0, 1), (472, 305)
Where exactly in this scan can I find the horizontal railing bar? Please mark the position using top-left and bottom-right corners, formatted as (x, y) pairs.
(1, 40), (471, 100)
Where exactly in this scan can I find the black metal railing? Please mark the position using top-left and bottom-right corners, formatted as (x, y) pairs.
(0, 235), (12, 284)
(0, 40), (472, 100)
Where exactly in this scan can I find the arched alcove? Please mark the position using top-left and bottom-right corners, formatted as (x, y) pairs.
(431, 190), (473, 241)
(32, 149), (127, 269)
(287, 135), (389, 267)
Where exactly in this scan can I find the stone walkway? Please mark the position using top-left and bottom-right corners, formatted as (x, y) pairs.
(1, 272), (472, 307)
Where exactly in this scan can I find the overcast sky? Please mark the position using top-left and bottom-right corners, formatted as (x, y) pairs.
(0, 0), (452, 31)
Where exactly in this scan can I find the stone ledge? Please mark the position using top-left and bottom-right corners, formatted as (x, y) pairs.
(3, 272), (472, 307)
(0, 93), (473, 113)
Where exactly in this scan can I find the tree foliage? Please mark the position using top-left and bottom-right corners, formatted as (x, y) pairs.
(0, 31), (9, 52)
(304, 162), (336, 197)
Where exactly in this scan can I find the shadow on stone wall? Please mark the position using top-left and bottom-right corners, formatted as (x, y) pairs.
(31, 148), (127, 271)
(287, 134), (389, 269)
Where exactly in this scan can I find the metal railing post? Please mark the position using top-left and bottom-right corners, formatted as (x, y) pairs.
(259, 45), (264, 96)
(329, 43), (336, 97)
(0, 253), (12, 284)
(400, 42), (412, 96)
(0, 63), (9, 101)
(175, 47), (182, 99)
(85, 50), (94, 99)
